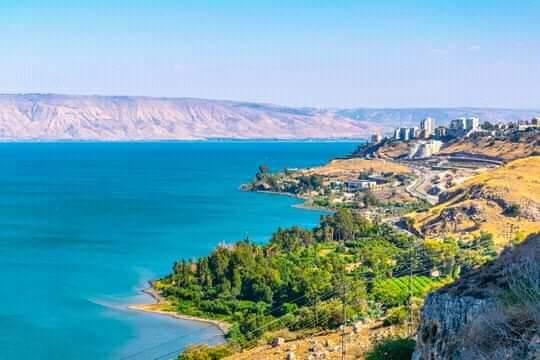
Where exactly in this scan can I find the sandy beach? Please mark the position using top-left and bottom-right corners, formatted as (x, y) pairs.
(128, 285), (231, 335)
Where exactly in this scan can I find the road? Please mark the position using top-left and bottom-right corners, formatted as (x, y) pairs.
(404, 165), (439, 205)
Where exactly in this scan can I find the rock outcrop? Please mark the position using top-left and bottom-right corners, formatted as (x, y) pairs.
(413, 234), (540, 359)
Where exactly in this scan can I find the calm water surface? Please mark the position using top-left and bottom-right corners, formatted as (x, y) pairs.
(0, 141), (358, 359)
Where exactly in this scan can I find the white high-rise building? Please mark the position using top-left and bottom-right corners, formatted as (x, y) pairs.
(420, 117), (435, 138)
(465, 117), (480, 131)
(371, 134), (382, 143)
(450, 117), (467, 130)
(399, 127), (411, 141)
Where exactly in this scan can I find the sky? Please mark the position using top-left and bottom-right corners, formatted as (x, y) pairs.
(0, 0), (539, 108)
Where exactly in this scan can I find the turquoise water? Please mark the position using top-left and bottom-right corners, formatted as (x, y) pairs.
(0, 141), (357, 360)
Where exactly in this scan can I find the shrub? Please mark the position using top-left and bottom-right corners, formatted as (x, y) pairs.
(384, 306), (408, 326)
(179, 344), (235, 360)
(503, 204), (521, 217)
(366, 337), (416, 360)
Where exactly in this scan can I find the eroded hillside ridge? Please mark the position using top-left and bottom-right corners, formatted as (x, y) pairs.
(0, 94), (538, 140)
(0, 94), (375, 140)
(413, 234), (540, 360)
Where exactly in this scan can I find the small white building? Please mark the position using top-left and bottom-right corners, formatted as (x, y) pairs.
(345, 180), (377, 191)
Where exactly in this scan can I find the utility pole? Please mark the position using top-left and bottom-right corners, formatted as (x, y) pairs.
(408, 242), (415, 337)
(341, 281), (347, 360)
(314, 295), (319, 332)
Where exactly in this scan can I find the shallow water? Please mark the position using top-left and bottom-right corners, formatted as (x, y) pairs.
(0, 141), (358, 359)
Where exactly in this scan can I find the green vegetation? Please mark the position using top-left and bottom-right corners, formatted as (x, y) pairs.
(365, 337), (416, 360)
(383, 306), (409, 326)
(503, 203), (521, 217)
(372, 276), (450, 308)
(179, 344), (235, 360)
(159, 209), (499, 358)
(173, 156), (522, 359)
(244, 164), (419, 212)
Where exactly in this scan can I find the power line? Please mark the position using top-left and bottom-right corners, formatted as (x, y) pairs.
(120, 287), (334, 360)
(131, 237), (497, 359)
(150, 289), (339, 360)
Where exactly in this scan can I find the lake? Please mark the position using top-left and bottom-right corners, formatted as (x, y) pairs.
(0, 141), (358, 359)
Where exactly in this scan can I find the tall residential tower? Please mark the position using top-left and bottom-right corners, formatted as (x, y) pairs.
(420, 117), (435, 138)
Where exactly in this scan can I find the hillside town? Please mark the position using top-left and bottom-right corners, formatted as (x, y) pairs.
(370, 116), (540, 160)
(244, 114), (540, 245)
(228, 119), (540, 360)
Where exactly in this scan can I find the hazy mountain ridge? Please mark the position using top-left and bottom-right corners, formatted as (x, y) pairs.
(339, 107), (540, 127)
(0, 94), (537, 140)
(0, 94), (373, 140)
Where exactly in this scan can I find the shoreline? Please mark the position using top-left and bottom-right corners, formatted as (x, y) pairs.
(128, 188), (333, 345)
(246, 188), (334, 213)
(128, 284), (231, 335)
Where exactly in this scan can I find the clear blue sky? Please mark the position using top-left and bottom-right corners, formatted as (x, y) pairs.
(1, 0), (539, 108)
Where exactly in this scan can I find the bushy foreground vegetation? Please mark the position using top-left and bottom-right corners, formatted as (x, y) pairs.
(365, 337), (416, 360)
(158, 209), (498, 358)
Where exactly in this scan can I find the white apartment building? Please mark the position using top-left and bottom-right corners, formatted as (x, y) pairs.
(408, 140), (443, 159)
(450, 117), (467, 130)
(465, 117), (480, 131)
(420, 117), (435, 138)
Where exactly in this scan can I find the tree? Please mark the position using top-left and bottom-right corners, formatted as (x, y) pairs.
(255, 164), (270, 181)
(503, 204), (521, 217)
(421, 238), (459, 276)
(364, 190), (379, 207)
(333, 208), (355, 241)
(366, 338), (416, 360)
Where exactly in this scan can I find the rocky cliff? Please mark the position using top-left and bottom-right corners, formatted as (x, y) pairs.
(413, 234), (540, 359)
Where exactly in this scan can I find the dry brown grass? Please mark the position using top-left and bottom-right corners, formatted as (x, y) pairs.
(225, 322), (407, 360)
(414, 157), (540, 244)
(376, 141), (410, 159)
(457, 156), (540, 203)
(305, 159), (411, 178)
(440, 132), (539, 160)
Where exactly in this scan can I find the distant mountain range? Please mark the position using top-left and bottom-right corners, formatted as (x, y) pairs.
(0, 94), (537, 141)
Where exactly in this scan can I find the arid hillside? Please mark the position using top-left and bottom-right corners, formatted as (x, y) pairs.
(304, 158), (412, 177)
(0, 94), (538, 141)
(414, 156), (540, 244)
(226, 322), (407, 360)
(0, 94), (376, 140)
(356, 129), (539, 161)
(440, 130), (539, 160)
